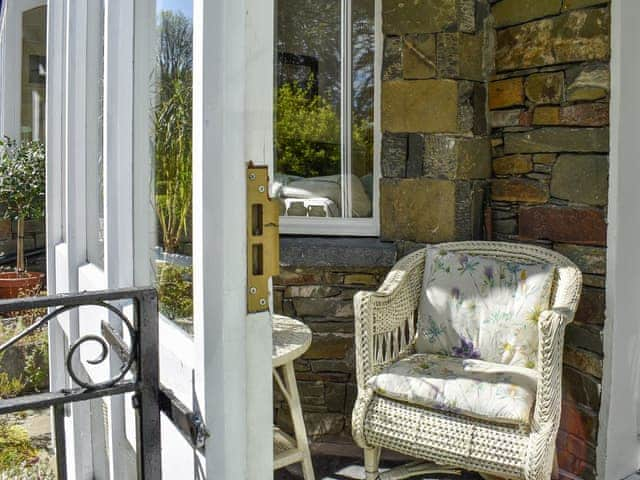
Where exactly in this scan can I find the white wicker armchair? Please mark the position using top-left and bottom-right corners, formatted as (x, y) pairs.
(352, 241), (582, 480)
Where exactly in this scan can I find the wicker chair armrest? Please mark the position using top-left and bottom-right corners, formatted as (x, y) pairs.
(524, 308), (573, 477)
(354, 250), (425, 390)
(532, 308), (572, 427)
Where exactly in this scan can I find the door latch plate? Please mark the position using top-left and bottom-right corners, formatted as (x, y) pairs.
(247, 163), (280, 313)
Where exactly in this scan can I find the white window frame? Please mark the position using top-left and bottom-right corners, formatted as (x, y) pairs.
(276, 0), (382, 237)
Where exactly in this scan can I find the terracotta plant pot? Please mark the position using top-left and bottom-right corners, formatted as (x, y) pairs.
(0, 271), (45, 299)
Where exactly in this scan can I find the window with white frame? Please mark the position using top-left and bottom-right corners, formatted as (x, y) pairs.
(274, 0), (379, 236)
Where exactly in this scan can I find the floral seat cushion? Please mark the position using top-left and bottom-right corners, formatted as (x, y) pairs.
(368, 353), (538, 426)
(415, 247), (555, 369)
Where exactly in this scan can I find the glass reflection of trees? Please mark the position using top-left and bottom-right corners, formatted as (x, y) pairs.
(275, 0), (375, 217)
(153, 9), (194, 331)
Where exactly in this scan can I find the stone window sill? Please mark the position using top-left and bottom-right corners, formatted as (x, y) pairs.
(279, 236), (397, 269)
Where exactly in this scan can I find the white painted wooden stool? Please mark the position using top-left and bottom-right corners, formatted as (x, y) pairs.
(273, 314), (315, 480)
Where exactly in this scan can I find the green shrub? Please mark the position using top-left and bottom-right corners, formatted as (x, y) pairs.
(154, 76), (192, 254)
(0, 374), (39, 473)
(275, 80), (373, 179)
(154, 11), (193, 254)
(0, 421), (38, 471)
(0, 455), (56, 480)
(156, 263), (193, 320)
(0, 297), (50, 475)
(0, 138), (45, 272)
(0, 299), (49, 393)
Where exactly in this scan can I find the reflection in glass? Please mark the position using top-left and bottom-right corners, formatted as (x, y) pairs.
(351, 0), (375, 217)
(97, 0), (105, 266)
(274, 0), (375, 219)
(152, 1), (194, 333)
(275, 0), (344, 218)
(86, 0), (105, 268)
(20, 6), (47, 142)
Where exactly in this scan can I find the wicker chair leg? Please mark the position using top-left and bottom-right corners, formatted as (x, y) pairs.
(364, 447), (381, 480)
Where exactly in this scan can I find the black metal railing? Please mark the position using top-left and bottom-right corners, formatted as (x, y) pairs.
(0, 288), (161, 480)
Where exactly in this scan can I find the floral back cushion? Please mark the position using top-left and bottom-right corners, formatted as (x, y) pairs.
(415, 247), (556, 369)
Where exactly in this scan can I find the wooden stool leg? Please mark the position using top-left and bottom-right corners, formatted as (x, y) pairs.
(364, 447), (381, 480)
(282, 362), (315, 480)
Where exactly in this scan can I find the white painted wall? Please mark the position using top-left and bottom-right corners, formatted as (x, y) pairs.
(600, 0), (640, 478)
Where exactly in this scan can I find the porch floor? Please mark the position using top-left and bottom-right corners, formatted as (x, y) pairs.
(274, 450), (483, 480)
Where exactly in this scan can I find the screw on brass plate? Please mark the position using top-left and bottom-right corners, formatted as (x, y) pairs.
(249, 173), (256, 181)
(250, 287), (257, 295)
(258, 185), (266, 193)
(259, 298), (267, 306)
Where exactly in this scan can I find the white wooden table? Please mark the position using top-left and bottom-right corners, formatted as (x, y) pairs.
(273, 314), (315, 480)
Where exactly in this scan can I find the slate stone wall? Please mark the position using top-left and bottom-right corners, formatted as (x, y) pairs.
(379, 0), (493, 243)
(488, 1), (610, 478)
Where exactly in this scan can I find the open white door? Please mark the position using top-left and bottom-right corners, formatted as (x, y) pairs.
(46, 0), (274, 478)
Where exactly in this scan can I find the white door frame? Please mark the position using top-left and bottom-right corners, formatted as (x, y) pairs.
(192, 0), (273, 477)
(47, 0), (275, 478)
(601, 0), (640, 478)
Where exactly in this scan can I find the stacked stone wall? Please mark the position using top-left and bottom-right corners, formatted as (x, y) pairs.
(489, 1), (610, 478)
(273, 265), (390, 440)
(380, 0), (493, 243)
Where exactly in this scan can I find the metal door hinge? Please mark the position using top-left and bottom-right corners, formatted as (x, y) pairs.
(247, 162), (280, 313)
(158, 387), (209, 450)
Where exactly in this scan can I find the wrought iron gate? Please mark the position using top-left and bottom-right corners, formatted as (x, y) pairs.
(0, 287), (206, 479)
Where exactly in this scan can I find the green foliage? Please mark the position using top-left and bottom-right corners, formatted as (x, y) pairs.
(0, 298), (49, 393)
(154, 76), (192, 253)
(22, 332), (48, 392)
(156, 263), (193, 320)
(0, 455), (56, 480)
(275, 81), (340, 178)
(0, 373), (23, 399)
(0, 373), (37, 474)
(154, 12), (193, 254)
(0, 138), (45, 222)
(0, 298), (54, 476)
(275, 81), (374, 178)
(0, 422), (38, 471)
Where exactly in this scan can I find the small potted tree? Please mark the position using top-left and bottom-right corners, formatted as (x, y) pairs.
(0, 138), (45, 298)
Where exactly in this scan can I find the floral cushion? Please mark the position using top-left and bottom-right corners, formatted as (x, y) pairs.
(368, 354), (538, 426)
(415, 247), (555, 369)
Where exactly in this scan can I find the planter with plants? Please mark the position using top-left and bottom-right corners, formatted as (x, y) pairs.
(0, 138), (45, 298)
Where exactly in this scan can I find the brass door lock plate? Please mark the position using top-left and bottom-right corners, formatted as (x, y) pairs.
(247, 163), (280, 313)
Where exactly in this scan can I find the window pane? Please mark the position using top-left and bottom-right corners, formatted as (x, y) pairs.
(275, 0), (346, 219)
(153, 0), (194, 334)
(87, 0), (105, 268)
(351, 0), (375, 218)
(274, 0), (376, 221)
(21, 6), (47, 142)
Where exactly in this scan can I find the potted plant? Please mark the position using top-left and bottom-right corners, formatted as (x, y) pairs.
(0, 138), (45, 298)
